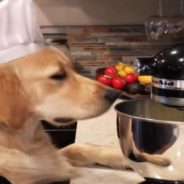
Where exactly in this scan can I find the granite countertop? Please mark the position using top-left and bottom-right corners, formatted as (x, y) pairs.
(71, 99), (145, 184)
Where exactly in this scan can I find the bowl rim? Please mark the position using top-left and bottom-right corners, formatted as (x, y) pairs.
(115, 99), (184, 125)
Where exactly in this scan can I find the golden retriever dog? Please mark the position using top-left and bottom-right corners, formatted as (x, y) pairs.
(0, 46), (170, 184)
(0, 47), (128, 184)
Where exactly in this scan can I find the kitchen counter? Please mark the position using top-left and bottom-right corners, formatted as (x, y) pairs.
(70, 99), (144, 184)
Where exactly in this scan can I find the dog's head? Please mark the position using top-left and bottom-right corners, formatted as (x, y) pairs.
(0, 47), (119, 128)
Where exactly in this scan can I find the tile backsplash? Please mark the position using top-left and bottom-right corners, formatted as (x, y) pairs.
(41, 25), (183, 78)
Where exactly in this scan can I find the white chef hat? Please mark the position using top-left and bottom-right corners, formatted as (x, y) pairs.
(0, 0), (44, 63)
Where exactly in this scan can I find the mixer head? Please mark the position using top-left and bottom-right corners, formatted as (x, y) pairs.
(151, 44), (184, 108)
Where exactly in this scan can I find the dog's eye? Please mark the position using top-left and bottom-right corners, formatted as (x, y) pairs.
(49, 72), (67, 80)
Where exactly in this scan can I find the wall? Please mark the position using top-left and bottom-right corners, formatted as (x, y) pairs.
(34, 0), (180, 26)
(35, 0), (182, 77)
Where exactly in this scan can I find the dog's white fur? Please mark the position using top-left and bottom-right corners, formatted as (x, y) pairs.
(0, 47), (127, 184)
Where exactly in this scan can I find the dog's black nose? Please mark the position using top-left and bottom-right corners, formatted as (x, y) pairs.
(104, 89), (121, 103)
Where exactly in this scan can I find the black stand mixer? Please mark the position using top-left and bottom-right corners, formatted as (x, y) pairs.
(151, 44), (184, 108)
(116, 44), (184, 184)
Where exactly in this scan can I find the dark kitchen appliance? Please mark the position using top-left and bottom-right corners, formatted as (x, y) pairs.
(151, 44), (184, 107)
(137, 57), (154, 76)
(116, 44), (184, 184)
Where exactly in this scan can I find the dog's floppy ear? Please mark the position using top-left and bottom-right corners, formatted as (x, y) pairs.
(0, 68), (29, 129)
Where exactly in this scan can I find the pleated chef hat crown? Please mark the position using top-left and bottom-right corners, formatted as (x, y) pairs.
(0, 0), (44, 63)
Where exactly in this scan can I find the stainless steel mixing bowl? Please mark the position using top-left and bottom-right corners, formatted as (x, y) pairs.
(115, 99), (184, 183)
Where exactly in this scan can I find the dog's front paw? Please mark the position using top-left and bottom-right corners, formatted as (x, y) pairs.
(148, 154), (171, 167)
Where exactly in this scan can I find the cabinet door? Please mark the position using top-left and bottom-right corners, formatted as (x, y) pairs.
(43, 121), (77, 148)
(43, 121), (77, 184)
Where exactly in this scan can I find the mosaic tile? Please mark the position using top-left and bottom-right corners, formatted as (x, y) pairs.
(41, 25), (183, 77)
